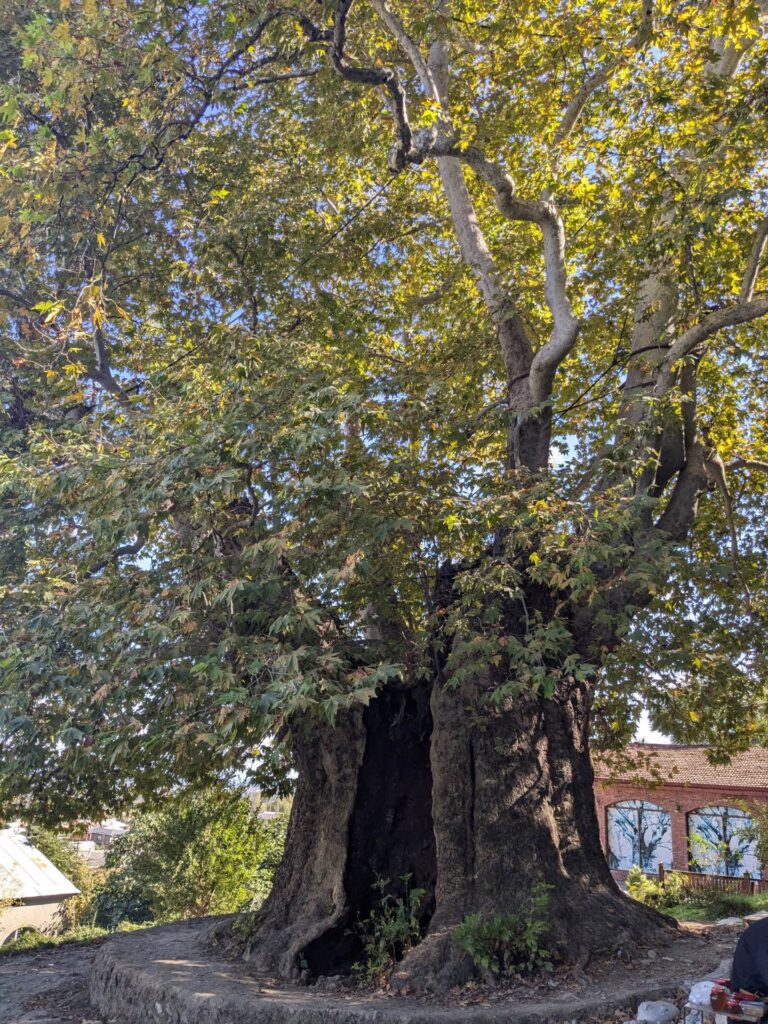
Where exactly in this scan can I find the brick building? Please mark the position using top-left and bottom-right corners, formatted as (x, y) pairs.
(593, 744), (768, 881)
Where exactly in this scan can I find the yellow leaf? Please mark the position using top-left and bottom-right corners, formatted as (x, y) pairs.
(96, 231), (106, 248)
(688, 710), (700, 722)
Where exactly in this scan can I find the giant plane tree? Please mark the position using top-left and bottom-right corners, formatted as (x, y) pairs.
(1, 0), (768, 991)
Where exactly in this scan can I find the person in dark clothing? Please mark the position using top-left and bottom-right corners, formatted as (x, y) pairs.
(732, 918), (768, 995)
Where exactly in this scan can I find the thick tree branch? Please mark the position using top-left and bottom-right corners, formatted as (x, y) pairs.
(654, 442), (708, 541)
(332, 0), (413, 170)
(0, 285), (32, 307)
(85, 525), (149, 578)
(421, 139), (579, 402)
(730, 457), (768, 474)
(369, 0), (437, 98)
(654, 296), (768, 396)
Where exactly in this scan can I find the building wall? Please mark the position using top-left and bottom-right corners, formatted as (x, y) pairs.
(594, 780), (768, 879)
(0, 898), (65, 944)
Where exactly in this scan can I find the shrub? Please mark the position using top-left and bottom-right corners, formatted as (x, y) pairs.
(683, 885), (754, 919)
(626, 866), (689, 910)
(453, 883), (551, 980)
(94, 785), (286, 929)
(351, 876), (426, 986)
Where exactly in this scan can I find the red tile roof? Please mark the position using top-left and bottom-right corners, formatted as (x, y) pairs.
(593, 743), (768, 791)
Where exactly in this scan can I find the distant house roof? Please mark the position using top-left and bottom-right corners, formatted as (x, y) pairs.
(0, 831), (80, 901)
(87, 818), (128, 836)
(593, 743), (768, 792)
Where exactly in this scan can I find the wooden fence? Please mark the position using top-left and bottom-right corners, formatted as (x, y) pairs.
(610, 865), (768, 896)
(657, 863), (768, 896)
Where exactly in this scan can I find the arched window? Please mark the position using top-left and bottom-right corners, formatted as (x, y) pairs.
(687, 805), (760, 878)
(607, 800), (672, 872)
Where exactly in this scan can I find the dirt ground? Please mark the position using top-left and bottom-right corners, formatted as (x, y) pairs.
(412, 920), (739, 1013)
(0, 941), (108, 1024)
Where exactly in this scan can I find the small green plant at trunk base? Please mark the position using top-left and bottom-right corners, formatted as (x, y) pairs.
(351, 876), (426, 987)
(454, 884), (552, 980)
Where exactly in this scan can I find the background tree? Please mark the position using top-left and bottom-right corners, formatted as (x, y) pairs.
(1, 0), (768, 991)
(95, 785), (281, 928)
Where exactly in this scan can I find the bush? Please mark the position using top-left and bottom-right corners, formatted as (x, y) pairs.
(247, 812), (289, 909)
(683, 885), (755, 919)
(351, 876), (426, 986)
(453, 883), (551, 980)
(626, 867), (760, 920)
(0, 921), (149, 957)
(94, 785), (286, 929)
(626, 866), (689, 910)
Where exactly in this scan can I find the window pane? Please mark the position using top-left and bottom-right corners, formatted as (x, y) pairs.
(688, 806), (760, 878)
(607, 801), (672, 871)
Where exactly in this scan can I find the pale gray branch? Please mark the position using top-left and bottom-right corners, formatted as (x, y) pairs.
(655, 296), (768, 394)
(730, 457), (768, 474)
(739, 216), (768, 303)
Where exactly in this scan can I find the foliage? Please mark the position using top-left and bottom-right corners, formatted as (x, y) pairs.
(25, 826), (103, 930)
(626, 866), (764, 919)
(625, 867), (690, 911)
(453, 884), (552, 979)
(351, 876), (426, 986)
(668, 891), (768, 923)
(0, 921), (147, 957)
(0, 0), (767, 824)
(247, 811), (289, 909)
(94, 786), (280, 928)
(742, 802), (768, 872)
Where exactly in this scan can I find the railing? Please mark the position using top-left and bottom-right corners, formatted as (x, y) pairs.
(657, 863), (768, 896)
(610, 865), (768, 896)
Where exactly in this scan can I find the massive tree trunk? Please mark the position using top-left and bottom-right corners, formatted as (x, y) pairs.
(244, 680), (437, 978)
(392, 673), (670, 992)
(243, 618), (673, 991)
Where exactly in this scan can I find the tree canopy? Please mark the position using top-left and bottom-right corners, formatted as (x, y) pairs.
(1, 0), (768, 824)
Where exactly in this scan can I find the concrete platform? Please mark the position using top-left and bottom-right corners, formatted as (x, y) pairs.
(89, 917), (720, 1024)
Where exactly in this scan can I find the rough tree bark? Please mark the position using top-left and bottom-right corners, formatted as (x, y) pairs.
(245, 681), (437, 979)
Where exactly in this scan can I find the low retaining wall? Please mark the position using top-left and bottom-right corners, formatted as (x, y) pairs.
(90, 916), (723, 1024)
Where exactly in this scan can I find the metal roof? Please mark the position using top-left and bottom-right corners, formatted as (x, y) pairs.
(0, 830), (80, 901)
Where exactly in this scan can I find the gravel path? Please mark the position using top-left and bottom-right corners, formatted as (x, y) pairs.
(0, 942), (107, 1024)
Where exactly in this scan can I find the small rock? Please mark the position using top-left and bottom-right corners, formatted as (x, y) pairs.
(744, 911), (768, 925)
(715, 917), (744, 928)
(637, 999), (679, 1024)
(314, 974), (345, 992)
(646, 949), (658, 960)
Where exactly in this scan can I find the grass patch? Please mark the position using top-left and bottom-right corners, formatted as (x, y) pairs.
(666, 904), (715, 922)
(0, 921), (149, 957)
(659, 893), (768, 923)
